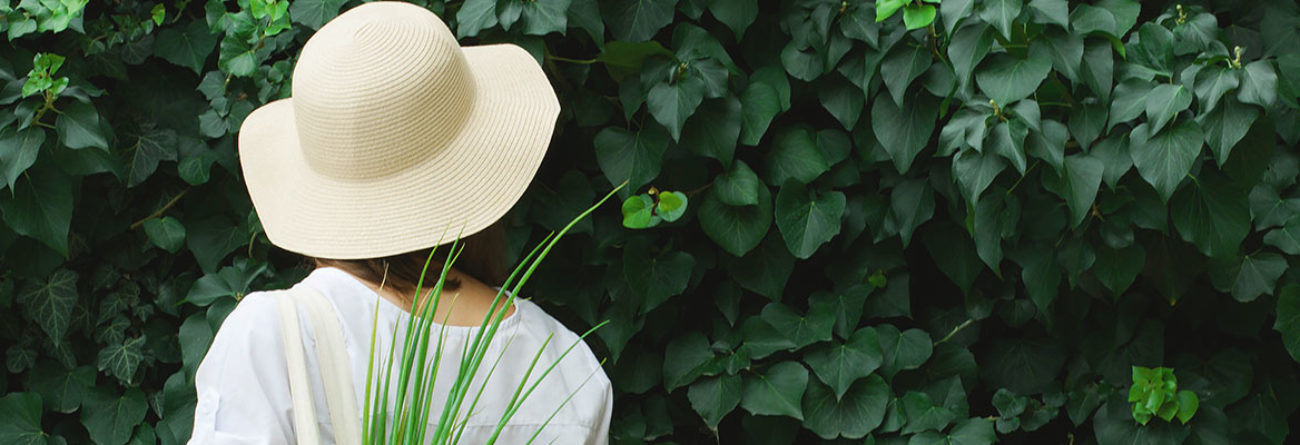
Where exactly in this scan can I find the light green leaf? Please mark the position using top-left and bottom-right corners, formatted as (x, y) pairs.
(903, 4), (937, 30)
(656, 191), (688, 222)
(663, 332), (714, 392)
(0, 127), (44, 191)
(594, 125), (669, 193)
(81, 387), (147, 445)
(1129, 120), (1203, 202)
(802, 375), (889, 440)
(740, 361), (809, 420)
(1170, 169), (1249, 258)
(775, 182), (845, 259)
(803, 326), (883, 399)
(765, 127), (829, 185)
(1176, 390), (1198, 424)
(700, 186), (772, 257)
(688, 375), (742, 427)
(0, 392), (45, 445)
(876, 0), (908, 22)
(154, 20), (218, 73)
(979, 0), (1023, 40)
(715, 160), (761, 206)
(97, 336), (146, 385)
(621, 194), (659, 229)
(605, 0), (676, 42)
(975, 52), (1052, 107)
(872, 94), (938, 173)
(55, 101), (109, 150)
(880, 44), (932, 107)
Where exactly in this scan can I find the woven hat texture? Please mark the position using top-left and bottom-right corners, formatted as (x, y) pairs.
(239, 1), (559, 259)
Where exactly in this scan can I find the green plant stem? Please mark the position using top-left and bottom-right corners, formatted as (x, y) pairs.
(128, 188), (190, 230)
(934, 318), (974, 346)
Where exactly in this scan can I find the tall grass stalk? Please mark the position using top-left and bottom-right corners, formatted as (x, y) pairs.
(360, 185), (621, 444)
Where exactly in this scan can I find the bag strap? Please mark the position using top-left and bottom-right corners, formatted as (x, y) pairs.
(293, 286), (363, 444)
(277, 287), (362, 445)
(276, 292), (322, 445)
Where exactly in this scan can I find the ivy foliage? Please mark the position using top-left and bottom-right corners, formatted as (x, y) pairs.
(2, 0), (1300, 443)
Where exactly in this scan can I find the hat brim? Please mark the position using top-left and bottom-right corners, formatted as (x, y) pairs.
(239, 44), (559, 259)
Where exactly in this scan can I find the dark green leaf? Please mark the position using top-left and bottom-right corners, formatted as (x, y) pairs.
(700, 186), (772, 257)
(81, 387), (148, 445)
(1129, 120), (1204, 202)
(663, 332), (714, 392)
(740, 81), (781, 145)
(154, 20), (218, 73)
(1194, 66), (1240, 113)
(1035, 29), (1084, 82)
(1197, 96), (1259, 167)
(1144, 84), (1193, 134)
(1081, 39), (1114, 100)
(594, 125), (669, 193)
(0, 127), (44, 191)
(979, 0), (1023, 40)
(986, 119), (1029, 174)
(55, 101), (109, 151)
(880, 44), (932, 107)
(1069, 99), (1107, 149)
(143, 216), (186, 253)
(902, 391), (957, 434)
(889, 178), (935, 247)
(1027, 0), (1068, 28)
(455, 0), (498, 38)
(802, 375), (889, 439)
(1208, 253), (1287, 302)
(740, 361), (809, 420)
(726, 234), (795, 300)
(948, 23), (995, 90)
(688, 374), (742, 427)
(647, 77), (706, 140)
(709, 0), (757, 39)
(97, 336), (146, 385)
(980, 337), (1066, 395)
(1170, 170), (1249, 258)
(952, 148), (1006, 206)
(940, 0), (974, 36)
(803, 326), (883, 399)
(715, 160), (761, 206)
(760, 302), (835, 350)
(1236, 60), (1277, 107)
(0, 392), (45, 445)
(765, 127), (829, 185)
(1042, 154), (1104, 227)
(922, 222), (984, 293)
(681, 97), (742, 166)
(289, 0), (347, 29)
(1094, 244), (1145, 298)
(872, 93), (938, 173)
(1274, 284), (1300, 362)
(877, 324), (933, 378)
(18, 269), (77, 344)
(186, 216), (250, 273)
(127, 128), (178, 187)
(818, 76), (865, 129)
(605, 0), (676, 42)
(624, 244), (695, 312)
(28, 364), (94, 413)
(775, 182), (845, 259)
(519, 0), (570, 36)
(975, 52), (1051, 107)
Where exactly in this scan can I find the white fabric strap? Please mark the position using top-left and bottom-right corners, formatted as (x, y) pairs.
(292, 287), (362, 445)
(275, 293), (321, 445)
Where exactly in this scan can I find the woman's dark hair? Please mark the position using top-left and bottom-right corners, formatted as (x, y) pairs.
(313, 222), (509, 302)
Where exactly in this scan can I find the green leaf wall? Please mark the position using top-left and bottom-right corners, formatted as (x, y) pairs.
(2, 0), (1300, 443)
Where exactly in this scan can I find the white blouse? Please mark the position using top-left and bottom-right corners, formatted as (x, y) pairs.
(189, 267), (612, 444)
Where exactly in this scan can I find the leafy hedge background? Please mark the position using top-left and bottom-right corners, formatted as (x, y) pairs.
(3, 0), (1300, 443)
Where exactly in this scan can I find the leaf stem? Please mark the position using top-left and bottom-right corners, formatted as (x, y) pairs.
(934, 318), (974, 346)
(546, 55), (597, 65)
(129, 188), (191, 230)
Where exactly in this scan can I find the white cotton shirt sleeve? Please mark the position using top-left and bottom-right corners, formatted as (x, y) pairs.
(187, 267), (613, 445)
(189, 293), (295, 445)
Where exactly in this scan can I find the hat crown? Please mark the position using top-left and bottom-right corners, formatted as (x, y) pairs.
(291, 2), (474, 181)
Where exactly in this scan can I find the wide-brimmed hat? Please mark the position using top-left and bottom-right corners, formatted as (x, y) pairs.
(239, 1), (559, 259)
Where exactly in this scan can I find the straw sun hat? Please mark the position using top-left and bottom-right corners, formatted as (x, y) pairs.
(239, 1), (559, 259)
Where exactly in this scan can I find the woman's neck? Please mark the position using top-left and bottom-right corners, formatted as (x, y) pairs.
(349, 267), (516, 327)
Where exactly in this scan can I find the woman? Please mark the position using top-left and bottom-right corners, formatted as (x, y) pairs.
(189, 2), (612, 444)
